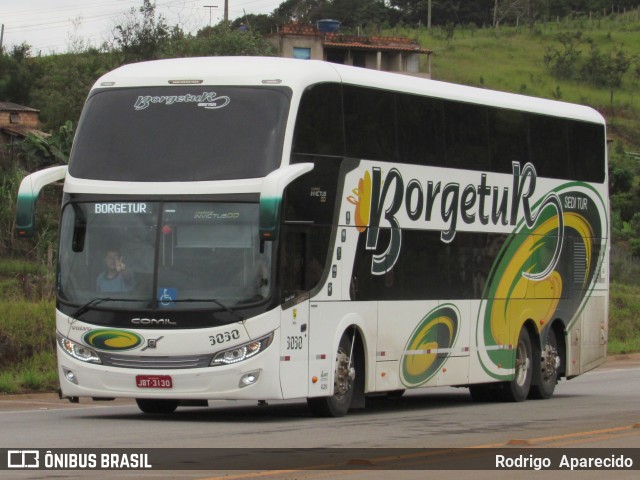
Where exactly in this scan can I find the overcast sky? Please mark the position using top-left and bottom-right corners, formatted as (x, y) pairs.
(1, 0), (281, 54)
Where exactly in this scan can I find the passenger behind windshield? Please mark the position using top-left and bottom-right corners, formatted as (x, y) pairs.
(96, 249), (134, 293)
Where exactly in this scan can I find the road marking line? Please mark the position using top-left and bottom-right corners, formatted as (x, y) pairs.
(0, 403), (135, 414)
(471, 423), (639, 448)
(543, 430), (640, 448)
(195, 423), (640, 480)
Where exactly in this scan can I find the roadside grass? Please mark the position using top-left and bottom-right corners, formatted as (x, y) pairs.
(0, 298), (56, 394)
(17, 351), (59, 391)
(0, 259), (48, 277)
(0, 351), (58, 394)
(608, 282), (640, 354)
(0, 258), (54, 300)
(0, 372), (19, 394)
(608, 338), (640, 355)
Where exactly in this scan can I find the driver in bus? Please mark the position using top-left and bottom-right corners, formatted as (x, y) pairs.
(96, 248), (134, 293)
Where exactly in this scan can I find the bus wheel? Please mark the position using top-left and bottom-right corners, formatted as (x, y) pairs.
(307, 335), (355, 417)
(529, 329), (560, 400)
(135, 399), (179, 414)
(499, 328), (533, 402)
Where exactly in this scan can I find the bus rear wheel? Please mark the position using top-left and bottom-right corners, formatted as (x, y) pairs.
(135, 398), (179, 414)
(499, 328), (533, 402)
(529, 329), (560, 399)
(307, 334), (355, 417)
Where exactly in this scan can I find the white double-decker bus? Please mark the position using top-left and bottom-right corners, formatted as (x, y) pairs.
(17, 57), (608, 416)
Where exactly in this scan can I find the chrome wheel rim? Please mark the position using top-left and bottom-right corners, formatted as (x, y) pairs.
(541, 343), (559, 382)
(334, 346), (354, 398)
(515, 340), (530, 387)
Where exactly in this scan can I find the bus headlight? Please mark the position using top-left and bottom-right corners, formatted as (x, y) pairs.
(210, 332), (274, 366)
(57, 333), (102, 364)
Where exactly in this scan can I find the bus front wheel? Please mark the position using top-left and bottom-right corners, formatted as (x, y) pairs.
(135, 398), (179, 414)
(307, 335), (355, 417)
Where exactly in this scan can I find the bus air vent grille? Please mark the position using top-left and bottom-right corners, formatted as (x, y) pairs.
(100, 353), (213, 369)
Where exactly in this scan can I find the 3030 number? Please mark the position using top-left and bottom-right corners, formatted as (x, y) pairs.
(287, 336), (303, 350)
(209, 329), (240, 346)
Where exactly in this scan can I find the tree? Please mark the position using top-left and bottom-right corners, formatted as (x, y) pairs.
(324, 0), (394, 30)
(0, 44), (41, 105)
(271, 0), (327, 25)
(110, 0), (175, 63)
(580, 43), (635, 112)
(543, 32), (583, 80)
(390, 0), (494, 27)
(230, 14), (278, 35)
(188, 23), (276, 57)
(609, 162), (634, 196)
(30, 51), (114, 130)
(19, 121), (74, 169)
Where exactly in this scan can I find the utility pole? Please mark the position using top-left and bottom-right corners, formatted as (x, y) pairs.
(203, 5), (218, 26)
(224, 0), (229, 23)
(0, 24), (4, 52)
(427, 0), (432, 29)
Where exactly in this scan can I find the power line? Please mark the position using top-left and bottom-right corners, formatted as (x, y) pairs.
(2, 0), (278, 52)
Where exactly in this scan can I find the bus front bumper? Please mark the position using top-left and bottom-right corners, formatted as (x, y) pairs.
(56, 343), (284, 401)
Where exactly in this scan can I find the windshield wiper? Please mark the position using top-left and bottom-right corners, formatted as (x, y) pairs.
(71, 297), (112, 318)
(71, 297), (145, 318)
(168, 298), (243, 321)
(70, 297), (243, 321)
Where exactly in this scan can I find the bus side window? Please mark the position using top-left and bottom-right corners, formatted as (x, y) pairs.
(397, 94), (445, 167)
(490, 109), (529, 174)
(292, 83), (344, 156)
(444, 101), (490, 171)
(344, 86), (398, 162)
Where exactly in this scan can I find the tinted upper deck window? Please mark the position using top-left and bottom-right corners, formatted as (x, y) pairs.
(69, 86), (291, 181)
(343, 85), (398, 161)
(293, 83), (344, 156)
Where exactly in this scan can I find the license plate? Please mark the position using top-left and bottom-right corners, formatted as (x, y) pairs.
(136, 375), (173, 389)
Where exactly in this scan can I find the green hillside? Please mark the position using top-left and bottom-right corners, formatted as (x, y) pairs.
(392, 15), (640, 148)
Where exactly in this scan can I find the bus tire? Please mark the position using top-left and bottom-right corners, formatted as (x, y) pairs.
(307, 334), (355, 417)
(499, 327), (533, 402)
(135, 398), (179, 414)
(529, 328), (560, 400)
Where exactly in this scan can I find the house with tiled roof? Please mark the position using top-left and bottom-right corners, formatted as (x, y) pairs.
(0, 101), (44, 144)
(0, 102), (48, 166)
(267, 22), (432, 77)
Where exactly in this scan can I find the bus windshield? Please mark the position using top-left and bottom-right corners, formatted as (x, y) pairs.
(68, 86), (291, 181)
(58, 201), (271, 311)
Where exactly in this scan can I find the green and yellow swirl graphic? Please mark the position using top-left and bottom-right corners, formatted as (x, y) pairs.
(83, 329), (143, 351)
(477, 185), (605, 379)
(401, 305), (459, 387)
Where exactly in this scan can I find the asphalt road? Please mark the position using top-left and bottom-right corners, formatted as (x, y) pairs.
(1, 354), (639, 479)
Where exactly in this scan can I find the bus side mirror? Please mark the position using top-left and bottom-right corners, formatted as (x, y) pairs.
(16, 165), (67, 238)
(259, 163), (313, 242)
